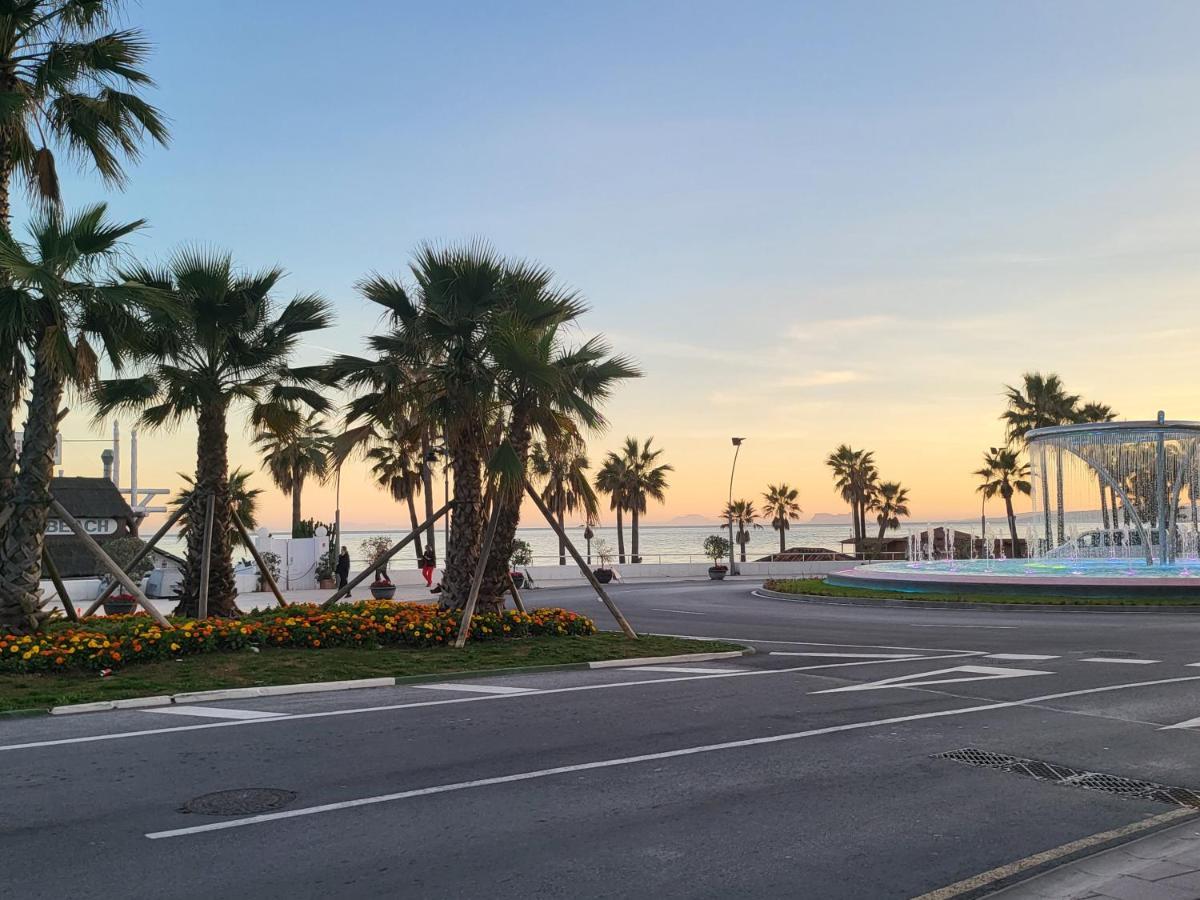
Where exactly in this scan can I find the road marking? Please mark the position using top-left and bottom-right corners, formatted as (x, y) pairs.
(416, 684), (533, 695)
(1159, 715), (1200, 731)
(144, 706), (284, 720)
(649, 608), (707, 616)
(622, 665), (748, 675)
(0, 654), (985, 752)
(663, 634), (984, 654)
(1080, 658), (1160, 665)
(144, 676), (1200, 840)
(984, 654), (1060, 661)
(908, 624), (1018, 630)
(811, 665), (1051, 694)
(769, 651), (921, 659)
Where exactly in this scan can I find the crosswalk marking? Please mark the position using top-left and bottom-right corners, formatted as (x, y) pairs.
(1160, 715), (1200, 731)
(811, 665), (1052, 694)
(416, 684), (534, 695)
(984, 654), (1060, 661)
(1080, 658), (1159, 665)
(145, 706), (284, 720)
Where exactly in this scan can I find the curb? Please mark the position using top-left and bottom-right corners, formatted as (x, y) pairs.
(755, 587), (1200, 614)
(39, 644), (754, 717)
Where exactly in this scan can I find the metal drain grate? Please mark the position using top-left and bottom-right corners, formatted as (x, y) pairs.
(180, 788), (297, 816)
(934, 748), (1200, 808)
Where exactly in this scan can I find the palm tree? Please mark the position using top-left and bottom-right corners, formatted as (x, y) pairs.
(363, 437), (427, 563)
(974, 447), (1032, 555)
(721, 499), (760, 562)
(871, 482), (911, 542)
(0, 1), (167, 555)
(531, 435), (599, 565)
(595, 453), (632, 565)
(1002, 372), (1078, 548)
(172, 469), (263, 542)
(825, 445), (876, 549)
(622, 436), (671, 564)
(1075, 401), (1118, 531)
(0, 205), (152, 633)
(253, 413), (330, 537)
(761, 483), (802, 554)
(92, 250), (332, 617)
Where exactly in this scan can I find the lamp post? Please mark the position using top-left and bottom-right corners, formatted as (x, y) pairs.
(729, 437), (744, 575)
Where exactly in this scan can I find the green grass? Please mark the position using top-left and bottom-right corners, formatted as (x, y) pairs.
(0, 633), (742, 713)
(762, 577), (1200, 607)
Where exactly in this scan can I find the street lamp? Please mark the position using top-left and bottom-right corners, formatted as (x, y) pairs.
(729, 437), (745, 575)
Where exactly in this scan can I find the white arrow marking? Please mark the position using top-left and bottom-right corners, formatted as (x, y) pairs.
(811, 665), (1052, 694)
(769, 651), (923, 659)
(1160, 715), (1200, 731)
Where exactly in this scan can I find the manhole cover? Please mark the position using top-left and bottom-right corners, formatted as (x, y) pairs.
(180, 788), (297, 816)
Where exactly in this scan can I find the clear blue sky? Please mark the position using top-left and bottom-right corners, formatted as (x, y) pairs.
(42, 1), (1200, 524)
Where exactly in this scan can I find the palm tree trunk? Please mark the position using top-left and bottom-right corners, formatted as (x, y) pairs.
(616, 505), (626, 564)
(290, 464), (303, 536)
(441, 427), (484, 610)
(0, 145), (17, 556)
(557, 481), (566, 566)
(1004, 493), (1019, 556)
(480, 417), (533, 604)
(739, 527), (746, 563)
(859, 500), (868, 549)
(0, 361), (63, 633)
(406, 492), (423, 562)
(421, 428), (436, 559)
(779, 523), (786, 554)
(177, 401), (238, 617)
(1040, 457), (1052, 552)
(631, 503), (640, 564)
(850, 499), (861, 545)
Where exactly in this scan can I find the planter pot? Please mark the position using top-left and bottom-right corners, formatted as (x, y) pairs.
(593, 569), (613, 584)
(511, 573), (525, 589)
(103, 598), (137, 616)
(318, 577), (335, 590)
(708, 567), (727, 581)
(370, 585), (396, 600)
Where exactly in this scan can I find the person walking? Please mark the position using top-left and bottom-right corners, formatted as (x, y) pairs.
(336, 547), (351, 589)
(420, 546), (437, 588)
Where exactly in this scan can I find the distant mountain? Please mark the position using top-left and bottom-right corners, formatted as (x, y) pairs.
(807, 512), (853, 525)
(665, 514), (717, 526)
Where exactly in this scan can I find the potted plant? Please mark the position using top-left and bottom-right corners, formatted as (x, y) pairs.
(360, 536), (395, 599)
(703, 535), (732, 580)
(98, 537), (154, 615)
(257, 551), (282, 592)
(315, 551), (335, 590)
(592, 539), (615, 584)
(509, 538), (533, 588)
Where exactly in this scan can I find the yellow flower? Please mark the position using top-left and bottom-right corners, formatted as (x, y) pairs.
(170, 642), (181, 651)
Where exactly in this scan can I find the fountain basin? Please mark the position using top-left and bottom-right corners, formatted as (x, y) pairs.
(828, 559), (1200, 599)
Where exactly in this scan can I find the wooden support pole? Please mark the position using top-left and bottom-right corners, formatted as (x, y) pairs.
(49, 498), (171, 629)
(197, 493), (216, 621)
(525, 484), (637, 639)
(42, 550), (78, 623)
(84, 498), (191, 617)
(454, 489), (503, 649)
(232, 510), (287, 607)
(322, 502), (453, 608)
(507, 572), (527, 613)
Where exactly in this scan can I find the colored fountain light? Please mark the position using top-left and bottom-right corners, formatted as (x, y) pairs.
(831, 412), (1200, 599)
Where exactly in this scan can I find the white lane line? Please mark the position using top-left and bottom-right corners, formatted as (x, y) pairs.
(1187, 663), (1200, 668)
(811, 665), (1051, 694)
(416, 684), (533, 695)
(1080, 658), (1160, 665)
(662, 634), (984, 654)
(908, 624), (1017, 630)
(649, 608), (707, 616)
(622, 666), (749, 675)
(984, 654), (1060, 661)
(0, 654), (980, 752)
(1159, 715), (1200, 731)
(769, 651), (921, 659)
(144, 706), (284, 720)
(144, 674), (1200, 840)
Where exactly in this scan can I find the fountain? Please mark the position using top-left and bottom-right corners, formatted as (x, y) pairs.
(829, 412), (1200, 599)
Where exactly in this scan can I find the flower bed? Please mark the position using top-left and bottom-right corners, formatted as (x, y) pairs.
(0, 602), (595, 674)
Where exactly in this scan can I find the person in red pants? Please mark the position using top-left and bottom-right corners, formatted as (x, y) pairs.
(420, 546), (437, 588)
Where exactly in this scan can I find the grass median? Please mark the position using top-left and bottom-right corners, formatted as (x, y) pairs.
(0, 633), (743, 713)
(762, 577), (1200, 607)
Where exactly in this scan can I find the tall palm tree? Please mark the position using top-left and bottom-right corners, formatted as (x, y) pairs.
(0, 1), (167, 555)
(622, 436), (671, 564)
(531, 435), (599, 565)
(92, 250), (332, 617)
(721, 499), (760, 562)
(871, 482), (911, 542)
(1002, 372), (1078, 548)
(253, 412), (330, 537)
(761, 483), (802, 554)
(0, 205), (152, 633)
(595, 453), (632, 565)
(825, 445), (876, 549)
(364, 437), (427, 563)
(974, 447), (1032, 555)
(1075, 401), (1118, 531)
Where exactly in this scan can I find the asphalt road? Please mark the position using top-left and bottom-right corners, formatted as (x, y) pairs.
(6, 578), (1200, 899)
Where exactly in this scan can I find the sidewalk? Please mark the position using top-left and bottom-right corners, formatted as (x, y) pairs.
(991, 816), (1200, 899)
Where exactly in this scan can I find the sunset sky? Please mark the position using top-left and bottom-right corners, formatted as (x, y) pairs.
(30, 1), (1200, 531)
